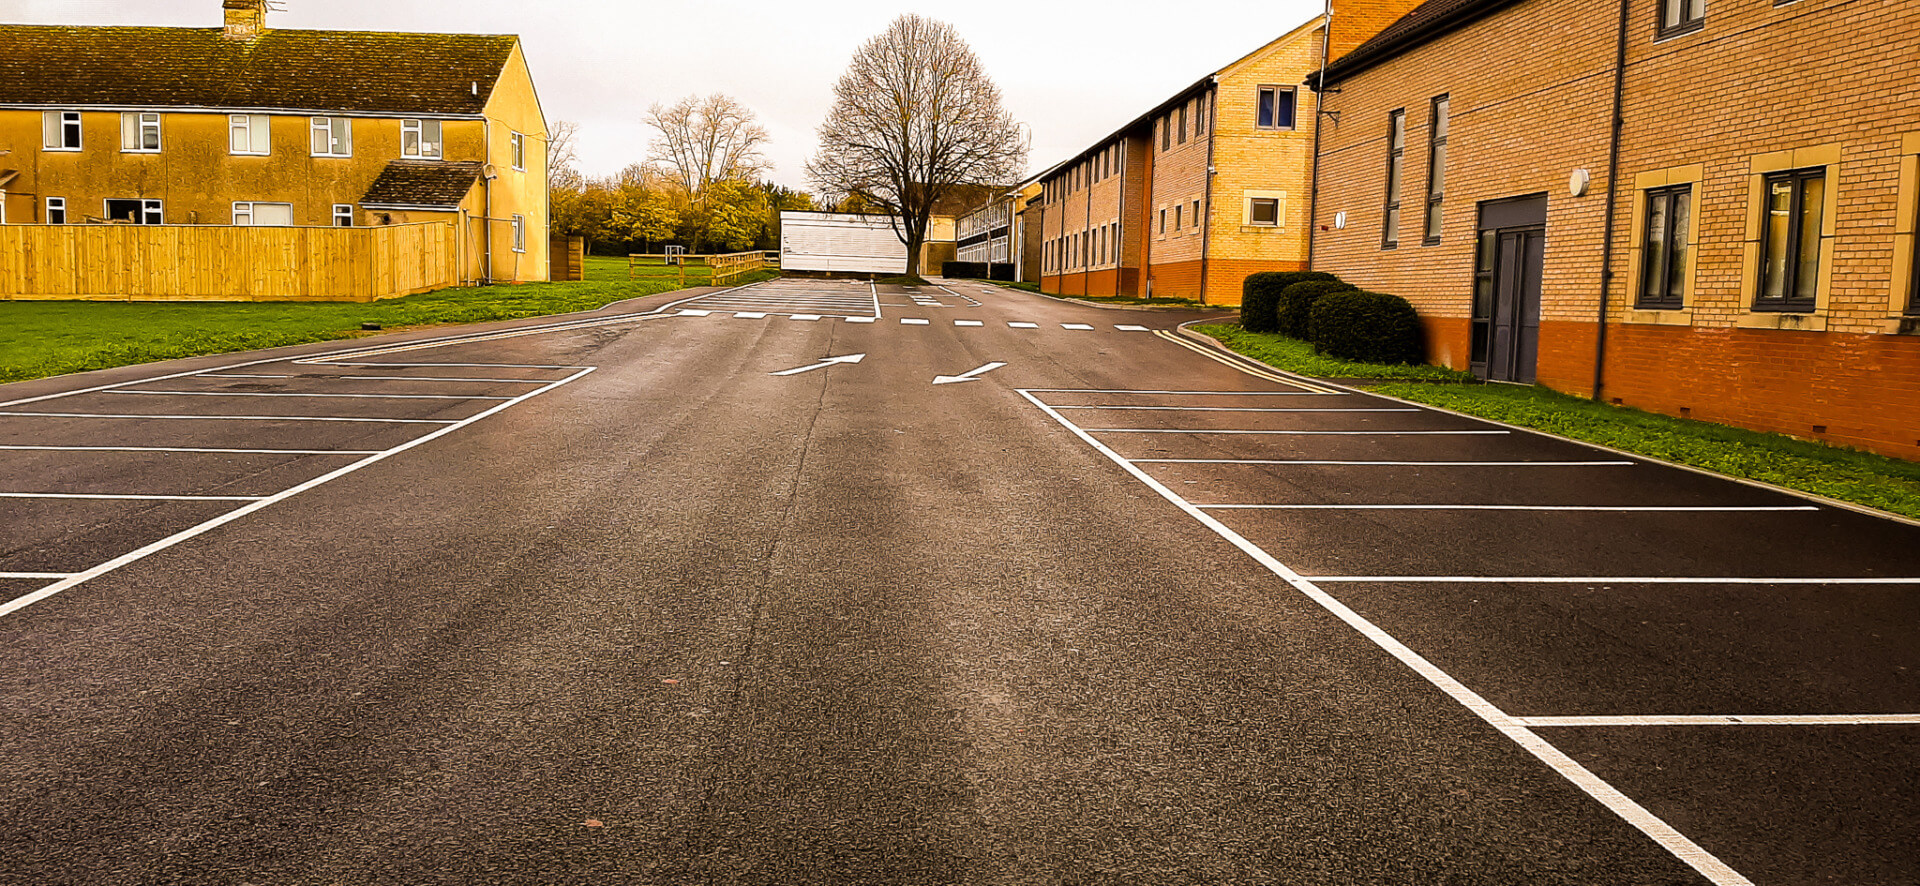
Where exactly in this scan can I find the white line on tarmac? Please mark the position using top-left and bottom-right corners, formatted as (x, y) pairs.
(1061, 324), (1095, 330)
(1008, 322), (1039, 328)
(0, 445), (378, 455)
(732, 312), (768, 319)
(902, 318), (931, 325)
(110, 391), (512, 401)
(0, 412), (457, 424)
(1115, 325), (1150, 332)
(1, 573), (72, 581)
(1304, 576), (1920, 584)
(1195, 504), (1818, 512)
(1083, 428), (1511, 435)
(0, 367), (596, 621)
(1017, 389), (1755, 886)
(1131, 459), (1638, 466)
(1024, 389), (1341, 395)
(955, 320), (984, 327)
(1517, 714), (1920, 727)
(333, 376), (552, 384)
(790, 315), (822, 321)
(844, 317), (878, 324)
(310, 362), (575, 369)
(0, 492), (265, 502)
(1056, 406), (1420, 413)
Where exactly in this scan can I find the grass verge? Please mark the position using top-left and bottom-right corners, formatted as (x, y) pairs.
(0, 269), (776, 384)
(1197, 322), (1920, 520)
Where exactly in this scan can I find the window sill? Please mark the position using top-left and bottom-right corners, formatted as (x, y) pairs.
(1653, 21), (1705, 43)
(42, 147), (82, 153)
(1239, 225), (1285, 234)
(1877, 316), (1920, 335)
(1624, 307), (1693, 326)
(1737, 311), (1827, 332)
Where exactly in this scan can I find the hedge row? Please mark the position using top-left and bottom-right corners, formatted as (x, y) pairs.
(1238, 271), (1426, 366)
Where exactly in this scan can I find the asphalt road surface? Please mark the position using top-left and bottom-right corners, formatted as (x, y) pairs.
(2, 279), (1916, 885)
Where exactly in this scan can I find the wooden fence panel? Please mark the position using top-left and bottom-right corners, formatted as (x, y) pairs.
(0, 223), (457, 302)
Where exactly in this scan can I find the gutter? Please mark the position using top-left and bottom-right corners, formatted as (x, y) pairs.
(1198, 80), (1218, 303)
(1307, 7), (1333, 265)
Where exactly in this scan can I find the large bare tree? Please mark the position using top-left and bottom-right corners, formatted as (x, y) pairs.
(645, 94), (772, 200)
(806, 14), (1027, 276)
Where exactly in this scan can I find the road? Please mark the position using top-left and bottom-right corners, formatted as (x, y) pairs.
(2, 279), (1916, 885)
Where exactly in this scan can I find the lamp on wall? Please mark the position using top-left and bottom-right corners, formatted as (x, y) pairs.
(1569, 168), (1592, 197)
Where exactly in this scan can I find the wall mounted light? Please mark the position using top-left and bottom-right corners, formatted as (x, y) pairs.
(1569, 168), (1592, 197)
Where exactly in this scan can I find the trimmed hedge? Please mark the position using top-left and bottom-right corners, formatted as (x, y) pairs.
(1308, 290), (1426, 365)
(1276, 280), (1359, 339)
(1240, 270), (1341, 333)
(942, 261), (1015, 281)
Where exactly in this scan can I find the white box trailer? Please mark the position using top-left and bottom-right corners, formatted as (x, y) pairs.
(779, 211), (907, 275)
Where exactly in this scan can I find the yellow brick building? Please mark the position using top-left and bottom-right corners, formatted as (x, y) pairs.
(0, 0), (550, 285)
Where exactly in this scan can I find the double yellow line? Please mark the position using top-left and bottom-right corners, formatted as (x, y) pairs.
(1152, 329), (1344, 394)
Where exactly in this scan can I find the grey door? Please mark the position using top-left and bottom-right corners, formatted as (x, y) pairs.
(1472, 195), (1547, 384)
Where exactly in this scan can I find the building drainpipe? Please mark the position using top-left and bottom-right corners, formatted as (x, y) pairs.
(1308, 4), (1333, 266)
(1592, 0), (1632, 400)
(1117, 141), (1129, 296)
(1199, 81), (1218, 304)
(1084, 153), (1093, 295)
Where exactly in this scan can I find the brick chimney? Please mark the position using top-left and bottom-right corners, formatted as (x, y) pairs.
(222, 0), (266, 40)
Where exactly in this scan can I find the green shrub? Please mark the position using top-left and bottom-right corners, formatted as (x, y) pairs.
(1276, 280), (1359, 339)
(1308, 290), (1426, 365)
(1240, 270), (1340, 333)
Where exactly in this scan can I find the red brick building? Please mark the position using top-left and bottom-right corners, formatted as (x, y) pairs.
(1309, 0), (1920, 459)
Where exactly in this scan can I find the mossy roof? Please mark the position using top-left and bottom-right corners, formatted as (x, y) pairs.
(0, 24), (518, 116)
(359, 160), (485, 208)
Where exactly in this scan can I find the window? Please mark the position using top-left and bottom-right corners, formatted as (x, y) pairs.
(1424, 95), (1449, 243)
(402, 119), (443, 159)
(105, 198), (163, 225)
(229, 114), (270, 155)
(1161, 117), (1171, 151)
(232, 202), (294, 226)
(1248, 197), (1280, 226)
(1383, 109), (1405, 247)
(511, 132), (526, 171)
(46, 197), (66, 224)
(120, 112), (161, 152)
(334, 204), (355, 227)
(512, 214), (527, 252)
(1159, 207), (1167, 235)
(1192, 199), (1202, 230)
(1257, 86), (1297, 130)
(1195, 93), (1207, 137)
(311, 117), (352, 156)
(1174, 204), (1182, 231)
(1637, 185), (1692, 309)
(43, 111), (81, 151)
(1911, 182), (1920, 316)
(1658, 0), (1705, 38)
(1177, 102), (1188, 145)
(1755, 167), (1824, 312)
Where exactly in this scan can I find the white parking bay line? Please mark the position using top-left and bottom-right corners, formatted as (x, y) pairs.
(1062, 323), (1095, 330)
(791, 315), (823, 321)
(1057, 406), (1420, 413)
(1024, 389), (1339, 396)
(955, 320), (984, 327)
(1196, 504), (1819, 512)
(902, 318), (931, 325)
(1517, 714), (1920, 727)
(1084, 428), (1510, 436)
(1131, 458), (1637, 467)
(1, 572), (73, 581)
(0, 412), (457, 425)
(844, 317), (878, 324)
(1116, 325), (1150, 332)
(0, 445), (379, 455)
(110, 391), (512, 401)
(1304, 576), (1920, 584)
(733, 312), (768, 319)
(1008, 322), (1040, 329)
(678, 309), (714, 316)
(0, 492), (266, 502)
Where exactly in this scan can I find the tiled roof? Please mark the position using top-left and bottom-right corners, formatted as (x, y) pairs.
(0, 24), (517, 115)
(359, 160), (484, 209)
(1314, 0), (1519, 86)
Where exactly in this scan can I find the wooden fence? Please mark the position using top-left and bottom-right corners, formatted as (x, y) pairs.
(0, 222), (459, 303)
(627, 250), (769, 287)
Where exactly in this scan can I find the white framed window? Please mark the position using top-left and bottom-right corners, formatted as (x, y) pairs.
(310, 117), (352, 157)
(402, 118), (442, 159)
(43, 111), (82, 151)
(46, 197), (67, 224)
(510, 132), (526, 171)
(105, 198), (163, 224)
(333, 204), (355, 227)
(512, 214), (527, 252)
(120, 112), (162, 152)
(232, 202), (295, 226)
(229, 114), (270, 155)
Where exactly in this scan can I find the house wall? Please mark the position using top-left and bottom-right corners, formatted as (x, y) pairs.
(1312, 0), (1920, 460)
(478, 42), (550, 283)
(1146, 93), (1212, 301)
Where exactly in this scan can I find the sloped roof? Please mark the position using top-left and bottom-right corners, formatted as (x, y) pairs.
(0, 24), (518, 115)
(359, 160), (484, 209)
(1313, 0), (1518, 87)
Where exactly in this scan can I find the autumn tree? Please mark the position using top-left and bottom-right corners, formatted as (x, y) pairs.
(806, 14), (1027, 276)
(645, 94), (772, 199)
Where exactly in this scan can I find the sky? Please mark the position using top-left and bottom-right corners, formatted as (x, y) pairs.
(7, 0), (1329, 192)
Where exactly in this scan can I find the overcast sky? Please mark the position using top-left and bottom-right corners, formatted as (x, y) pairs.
(8, 0), (1328, 191)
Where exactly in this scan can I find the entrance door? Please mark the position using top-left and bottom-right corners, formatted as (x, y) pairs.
(1471, 196), (1546, 383)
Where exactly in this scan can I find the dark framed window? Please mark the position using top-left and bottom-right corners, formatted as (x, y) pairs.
(1249, 197), (1279, 226)
(1657, 0), (1705, 38)
(1754, 167), (1825, 313)
(1257, 86), (1297, 130)
(1177, 102), (1188, 145)
(105, 198), (162, 225)
(1424, 95), (1449, 244)
(1471, 229), (1495, 366)
(1383, 109), (1405, 248)
(1161, 117), (1171, 151)
(1637, 185), (1692, 309)
(1195, 93), (1208, 137)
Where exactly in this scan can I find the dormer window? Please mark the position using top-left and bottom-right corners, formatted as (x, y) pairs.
(402, 118), (442, 159)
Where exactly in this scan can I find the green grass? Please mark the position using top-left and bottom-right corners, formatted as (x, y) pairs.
(0, 268), (773, 384)
(1193, 323), (1476, 381)
(1192, 322), (1920, 520)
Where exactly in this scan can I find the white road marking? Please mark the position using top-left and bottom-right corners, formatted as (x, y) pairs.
(1083, 428), (1510, 435)
(1196, 504), (1818, 512)
(1021, 389), (1341, 396)
(0, 445), (377, 455)
(901, 318), (931, 325)
(933, 362), (1008, 385)
(790, 315), (823, 321)
(333, 376), (552, 384)
(0, 367), (596, 620)
(955, 320), (984, 327)
(1056, 406), (1420, 413)
(110, 391), (511, 401)
(0, 412), (456, 424)
(199, 374), (293, 379)
(1131, 459), (1638, 467)
(1061, 323), (1095, 330)
(844, 317), (878, 324)
(1, 573), (72, 581)
(1516, 714), (1920, 727)
(1019, 389), (1755, 886)
(678, 309), (714, 316)
(733, 312), (768, 319)
(311, 362), (575, 369)
(1305, 576), (1920, 584)
(0, 492), (266, 502)
(1008, 322), (1040, 328)
(1115, 325), (1150, 332)
(769, 354), (867, 377)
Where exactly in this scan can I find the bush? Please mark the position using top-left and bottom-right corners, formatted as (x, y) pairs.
(941, 261), (1015, 281)
(1276, 280), (1359, 339)
(1308, 290), (1426, 365)
(1240, 270), (1339, 332)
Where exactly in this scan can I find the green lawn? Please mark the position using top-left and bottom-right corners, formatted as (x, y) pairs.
(1194, 322), (1920, 520)
(0, 268), (775, 384)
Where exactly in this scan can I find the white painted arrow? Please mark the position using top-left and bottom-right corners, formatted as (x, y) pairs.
(933, 362), (1008, 385)
(770, 353), (866, 376)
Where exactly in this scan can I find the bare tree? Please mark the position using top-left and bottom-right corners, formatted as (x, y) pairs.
(546, 119), (581, 191)
(806, 14), (1027, 277)
(645, 94), (772, 200)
